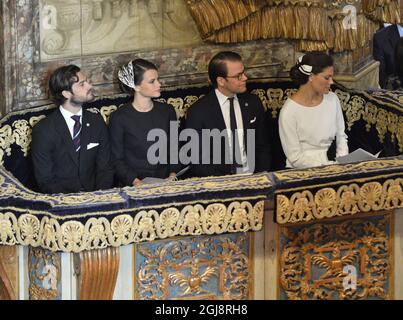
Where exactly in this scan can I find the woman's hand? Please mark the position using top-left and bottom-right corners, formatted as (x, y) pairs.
(165, 172), (177, 181)
(132, 178), (142, 186)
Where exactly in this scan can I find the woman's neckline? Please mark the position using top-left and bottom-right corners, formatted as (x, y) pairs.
(289, 95), (325, 108)
(131, 101), (154, 113)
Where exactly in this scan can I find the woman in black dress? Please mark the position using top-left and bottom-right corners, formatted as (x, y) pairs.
(109, 59), (179, 186)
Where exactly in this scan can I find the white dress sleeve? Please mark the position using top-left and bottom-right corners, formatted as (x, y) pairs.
(279, 103), (330, 168)
(334, 95), (349, 157)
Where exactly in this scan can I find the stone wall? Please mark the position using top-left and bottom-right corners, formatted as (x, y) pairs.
(0, 0), (387, 116)
(0, 0), (296, 116)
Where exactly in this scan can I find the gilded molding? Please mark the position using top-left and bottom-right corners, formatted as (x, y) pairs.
(279, 214), (393, 299)
(274, 159), (403, 181)
(124, 174), (272, 198)
(0, 200), (265, 253)
(276, 178), (402, 224)
(0, 172), (124, 207)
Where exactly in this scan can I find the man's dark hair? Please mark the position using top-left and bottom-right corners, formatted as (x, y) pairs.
(208, 51), (243, 88)
(49, 65), (81, 105)
(290, 52), (334, 86)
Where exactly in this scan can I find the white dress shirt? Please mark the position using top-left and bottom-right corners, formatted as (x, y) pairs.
(59, 106), (83, 139)
(215, 89), (249, 172)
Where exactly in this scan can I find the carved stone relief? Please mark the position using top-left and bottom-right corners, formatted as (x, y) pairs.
(39, 0), (201, 61)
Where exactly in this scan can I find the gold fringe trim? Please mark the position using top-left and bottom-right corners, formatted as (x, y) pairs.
(0, 201), (264, 253)
(276, 178), (402, 224)
(362, 0), (401, 24)
(186, 0), (266, 38)
(186, 0), (400, 50)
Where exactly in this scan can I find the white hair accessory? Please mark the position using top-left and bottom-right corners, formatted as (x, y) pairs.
(297, 55), (313, 76)
(118, 61), (136, 89)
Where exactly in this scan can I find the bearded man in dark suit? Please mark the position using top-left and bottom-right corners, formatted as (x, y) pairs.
(185, 51), (271, 177)
(31, 65), (113, 194)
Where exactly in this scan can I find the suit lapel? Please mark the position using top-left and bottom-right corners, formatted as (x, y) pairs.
(208, 91), (227, 131)
(54, 110), (79, 167)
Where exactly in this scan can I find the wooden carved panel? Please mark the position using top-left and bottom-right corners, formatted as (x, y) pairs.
(135, 233), (253, 300)
(279, 213), (393, 300)
(0, 246), (18, 300)
(74, 247), (120, 300)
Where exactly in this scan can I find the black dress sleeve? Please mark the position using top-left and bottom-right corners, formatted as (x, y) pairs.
(167, 105), (182, 174)
(109, 108), (138, 186)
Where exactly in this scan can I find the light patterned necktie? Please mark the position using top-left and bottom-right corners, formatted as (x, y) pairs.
(71, 115), (81, 152)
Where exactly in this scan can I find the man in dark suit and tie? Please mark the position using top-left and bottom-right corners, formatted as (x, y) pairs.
(185, 51), (271, 177)
(31, 65), (114, 194)
(373, 23), (403, 88)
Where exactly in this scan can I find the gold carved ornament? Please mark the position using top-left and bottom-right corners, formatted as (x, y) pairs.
(276, 178), (402, 225)
(87, 105), (118, 124)
(280, 214), (392, 299)
(0, 200), (264, 253)
(136, 234), (251, 299)
(155, 95), (204, 119)
(0, 125), (14, 165)
(335, 89), (403, 151)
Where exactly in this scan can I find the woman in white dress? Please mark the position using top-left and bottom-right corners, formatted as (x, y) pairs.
(279, 52), (349, 168)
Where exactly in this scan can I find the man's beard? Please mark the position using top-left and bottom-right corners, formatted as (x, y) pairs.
(70, 91), (94, 106)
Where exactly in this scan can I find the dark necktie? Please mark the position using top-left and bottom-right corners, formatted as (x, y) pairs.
(228, 97), (241, 172)
(71, 115), (81, 152)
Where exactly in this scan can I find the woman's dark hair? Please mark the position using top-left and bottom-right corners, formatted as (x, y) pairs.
(208, 51), (242, 88)
(290, 52), (334, 86)
(120, 58), (158, 94)
(48, 64), (81, 105)
(395, 38), (403, 77)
